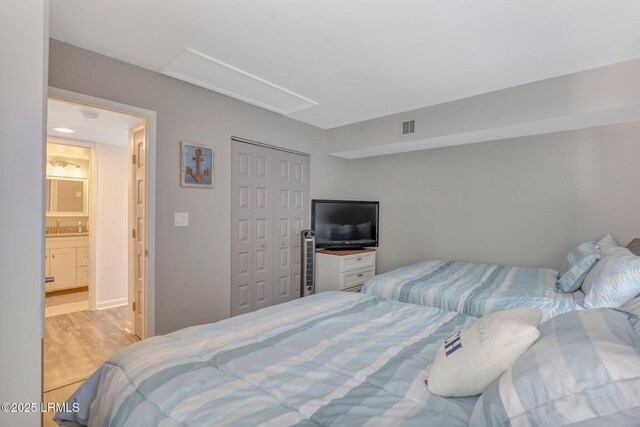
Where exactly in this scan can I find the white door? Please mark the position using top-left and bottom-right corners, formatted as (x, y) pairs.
(231, 142), (254, 316)
(252, 146), (274, 311)
(273, 151), (308, 304)
(231, 140), (308, 316)
(289, 153), (308, 300)
(130, 124), (146, 338)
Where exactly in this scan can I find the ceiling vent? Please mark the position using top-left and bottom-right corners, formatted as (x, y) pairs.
(401, 120), (415, 136)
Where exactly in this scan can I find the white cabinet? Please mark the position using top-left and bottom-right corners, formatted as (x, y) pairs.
(49, 247), (77, 291)
(316, 249), (376, 293)
(45, 235), (89, 292)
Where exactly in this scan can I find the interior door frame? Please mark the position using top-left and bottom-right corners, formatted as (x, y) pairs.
(49, 87), (157, 339)
(46, 136), (97, 306)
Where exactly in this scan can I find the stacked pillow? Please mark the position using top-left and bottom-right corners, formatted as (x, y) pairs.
(582, 244), (640, 308)
(555, 240), (600, 293)
(598, 233), (620, 256)
(556, 234), (640, 309)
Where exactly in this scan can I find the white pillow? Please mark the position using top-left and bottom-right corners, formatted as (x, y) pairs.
(597, 233), (620, 256)
(426, 308), (542, 397)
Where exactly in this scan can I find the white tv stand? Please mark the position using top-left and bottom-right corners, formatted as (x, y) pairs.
(316, 248), (376, 293)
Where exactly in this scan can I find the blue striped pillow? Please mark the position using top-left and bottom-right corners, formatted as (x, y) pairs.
(470, 308), (640, 426)
(582, 246), (640, 308)
(556, 241), (600, 293)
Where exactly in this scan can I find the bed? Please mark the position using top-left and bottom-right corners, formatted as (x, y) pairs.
(56, 291), (640, 426)
(55, 292), (479, 426)
(362, 260), (580, 320)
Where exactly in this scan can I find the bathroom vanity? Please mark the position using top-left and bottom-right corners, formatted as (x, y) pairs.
(45, 234), (89, 292)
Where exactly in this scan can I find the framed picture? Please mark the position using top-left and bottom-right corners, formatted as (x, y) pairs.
(181, 141), (214, 188)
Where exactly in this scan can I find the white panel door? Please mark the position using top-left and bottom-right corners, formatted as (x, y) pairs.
(231, 140), (308, 315)
(252, 146), (274, 311)
(231, 143), (254, 316)
(274, 151), (308, 304)
(274, 155), (293, 305)
(289, 153), (308, 300)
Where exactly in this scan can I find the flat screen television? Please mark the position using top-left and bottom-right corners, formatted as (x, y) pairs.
(311, 200), (379, 249)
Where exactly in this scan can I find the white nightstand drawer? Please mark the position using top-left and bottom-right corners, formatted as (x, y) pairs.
(342, 267), (375, 288)
(341, 252), (375, 272)
(344, 284), (364, 293)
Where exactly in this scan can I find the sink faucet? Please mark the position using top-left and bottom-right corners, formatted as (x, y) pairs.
(56, 218), (60, 234)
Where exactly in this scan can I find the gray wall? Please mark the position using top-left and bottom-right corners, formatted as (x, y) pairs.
(346, 122), (640, 273)
(49, 40), (350, 334)
(327, 59), (640, 158)
(0, 1), (47, 425)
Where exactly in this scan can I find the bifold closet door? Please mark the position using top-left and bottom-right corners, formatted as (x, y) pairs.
(231, 141), (308, 316)
(231, 143), (274, 316)
(274, 151), (308, 304)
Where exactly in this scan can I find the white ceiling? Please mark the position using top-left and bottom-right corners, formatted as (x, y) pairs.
(47, 99), (142, 146)
(50, 1), (640, 129)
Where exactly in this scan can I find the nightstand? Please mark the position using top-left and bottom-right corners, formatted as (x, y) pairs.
(316, 248), (376, 293)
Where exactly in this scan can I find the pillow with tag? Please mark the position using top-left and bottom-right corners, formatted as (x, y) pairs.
(426, 308), (542, 397)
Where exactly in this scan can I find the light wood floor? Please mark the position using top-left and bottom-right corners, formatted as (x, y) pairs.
(45, 287), (88, 307)
(43, 306), (139, 426)
(45, 288), (89, 318)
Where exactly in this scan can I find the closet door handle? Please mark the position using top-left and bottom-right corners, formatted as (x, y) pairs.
(261, 243), (266, 248)
(281, 241), (286, 247)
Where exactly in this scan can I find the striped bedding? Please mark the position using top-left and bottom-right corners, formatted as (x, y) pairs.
(55, 292), (478, 426)
(470, 307), (640, 426)
(362, 260), (580, 321)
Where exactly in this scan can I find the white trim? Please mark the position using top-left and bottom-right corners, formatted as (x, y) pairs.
(161, 48), (318, 116)
(96, 297), (128, 310)
(48, 87), (157, 339)
(230, 136), (310, 157)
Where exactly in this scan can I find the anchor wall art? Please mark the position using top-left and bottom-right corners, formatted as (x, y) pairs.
(181, 141), (214, 188)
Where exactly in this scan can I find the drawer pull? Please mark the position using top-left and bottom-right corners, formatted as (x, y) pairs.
(356, 257), (362, 261)
(357, 273), (364, 277)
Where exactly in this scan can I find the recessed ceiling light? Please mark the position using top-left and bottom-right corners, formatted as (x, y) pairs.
(52, 127), (75, 133)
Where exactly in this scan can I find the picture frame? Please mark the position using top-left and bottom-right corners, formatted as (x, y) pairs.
(181, 141), (214, 188)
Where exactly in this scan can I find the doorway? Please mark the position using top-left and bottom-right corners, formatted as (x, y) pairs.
(42, 91), (156, 425)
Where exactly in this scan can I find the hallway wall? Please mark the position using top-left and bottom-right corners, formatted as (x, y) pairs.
(95, 143), (129, 308)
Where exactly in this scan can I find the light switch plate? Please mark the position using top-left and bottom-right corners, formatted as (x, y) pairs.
(174, 212), (189, 227)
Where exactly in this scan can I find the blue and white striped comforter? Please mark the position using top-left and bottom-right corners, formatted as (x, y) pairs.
(363, 260), (580, 321)
(56, 292), (478, 426)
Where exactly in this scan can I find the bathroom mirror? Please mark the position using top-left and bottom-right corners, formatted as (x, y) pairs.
(46, 177), (88, 216)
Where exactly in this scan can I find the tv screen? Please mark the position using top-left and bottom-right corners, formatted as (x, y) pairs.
(312, 200), (379, 249)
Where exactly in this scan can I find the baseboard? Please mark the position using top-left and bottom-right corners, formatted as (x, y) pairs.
(96, 297), (128, 310)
